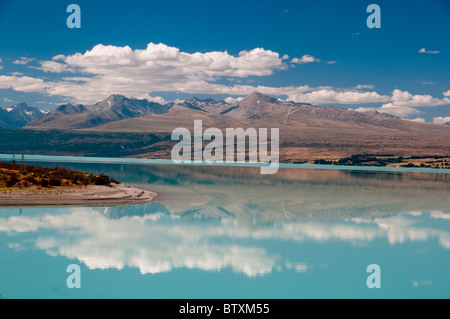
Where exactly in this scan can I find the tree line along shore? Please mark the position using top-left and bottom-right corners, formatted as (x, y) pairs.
(311, 154), (450, 169)
(0, 159), (118, 190)
(0, 159), (158, 207)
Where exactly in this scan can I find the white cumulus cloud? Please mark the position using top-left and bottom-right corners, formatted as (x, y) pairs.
(136, 93), (167, 104)
(224, 96), (244, 104)
(433, 116), (450, 124)
(33, 60), (73, 73)
(291, 54), (320, 64)
(354, 84), (375, 90)
(12, 57), (35, 65)
(287, 89), (390, 105)
(408, 118), (426, 123)
(0, 75), (48, 93)
(389, 89), (450, 107)
(377, 103), (421, 117)
(11, 42), (290, 103)
(3, 42), (450, 115)
(58, 43), (286, 78)
(419, 48), (440, 54)
(352, 89), (450, 118)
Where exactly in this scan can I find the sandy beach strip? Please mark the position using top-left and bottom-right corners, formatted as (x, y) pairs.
(0, 183), (157, 207)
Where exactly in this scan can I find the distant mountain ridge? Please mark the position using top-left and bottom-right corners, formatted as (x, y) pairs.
(1, 92), (449, 162)
(180, 97), (234, 114)
(23, 92), (422, 131)
(27, 94), (173, 129)
(0, 102), (45, 129)
(1, 91), (449, 136)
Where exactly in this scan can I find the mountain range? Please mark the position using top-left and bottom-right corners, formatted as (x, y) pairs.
(20, 92), (444, 131)
(0, 103), (46, 129)
(1, 92), (449, 162)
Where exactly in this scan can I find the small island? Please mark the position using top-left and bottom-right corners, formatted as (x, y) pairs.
(0, 160), (157, 207)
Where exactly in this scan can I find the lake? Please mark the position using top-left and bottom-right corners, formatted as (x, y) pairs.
(0, 155), (449, 299)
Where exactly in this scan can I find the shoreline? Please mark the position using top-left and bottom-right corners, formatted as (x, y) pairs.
(0, 183), (158, 207)
(0, 153), (448, 174)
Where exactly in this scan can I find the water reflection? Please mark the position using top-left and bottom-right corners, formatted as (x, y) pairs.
(0, 204), (449, 277)
(0, 163), (449, 297)
(23, 162), (450, 224)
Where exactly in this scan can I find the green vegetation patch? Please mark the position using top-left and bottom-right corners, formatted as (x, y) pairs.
(0, 160), (118, 189)
(314, 154), (450, 169)
(0, 129), (172, 157)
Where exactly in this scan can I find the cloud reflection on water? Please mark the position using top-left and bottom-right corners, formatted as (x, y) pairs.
(0, 206), (448, 277)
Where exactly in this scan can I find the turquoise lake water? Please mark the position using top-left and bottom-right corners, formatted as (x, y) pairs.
(0, 155), (449, 299)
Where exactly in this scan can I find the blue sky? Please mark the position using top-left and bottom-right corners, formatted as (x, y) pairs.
(0, 0), (449, 123)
